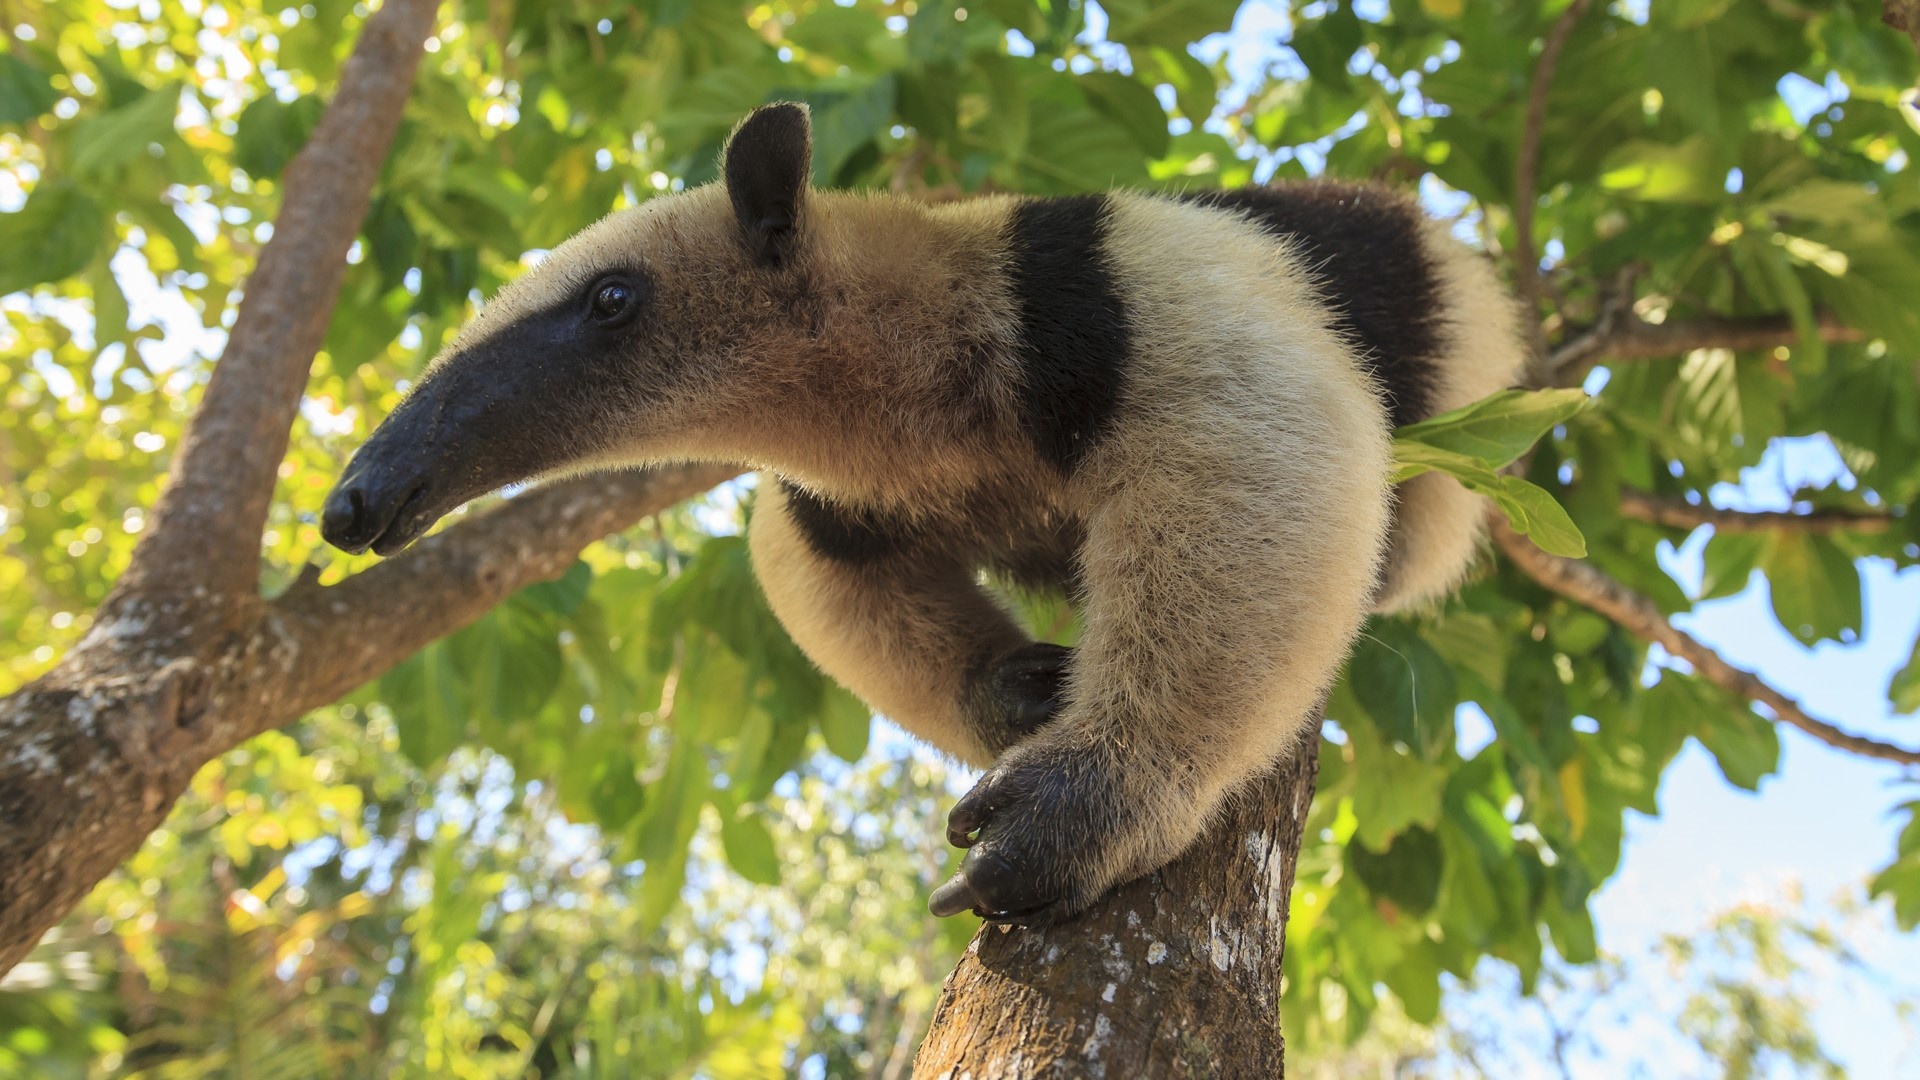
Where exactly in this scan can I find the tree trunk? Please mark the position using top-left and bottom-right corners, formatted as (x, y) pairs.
(912, 729), (1320, 1079)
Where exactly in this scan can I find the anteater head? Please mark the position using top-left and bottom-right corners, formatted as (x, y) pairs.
(321, 102), (817, 556)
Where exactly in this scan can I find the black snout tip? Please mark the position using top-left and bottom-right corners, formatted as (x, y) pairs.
(320, 483), (375, 554)
(321, 474), (431, 556)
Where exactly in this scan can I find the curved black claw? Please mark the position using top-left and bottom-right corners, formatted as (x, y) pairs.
(945, 767), (1007, 848)
(927, 849), (1058, 923)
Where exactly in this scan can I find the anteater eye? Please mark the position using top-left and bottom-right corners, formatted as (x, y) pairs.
(589, 279), (636, 322)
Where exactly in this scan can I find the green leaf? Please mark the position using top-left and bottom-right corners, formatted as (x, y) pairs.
(1394, 388), (1590, 469)
(1348, 825), (1444, 917)
(1598, 136), (1723, 203)
(522, 560), (594, 617)
(450, 601), (564, 730)
(0, 181), (103, 294)
(1390, 390), (1589, 556)
(629, 741), (708, 933)
(1646, 29), (1719, 136)
(1382, 944), (1443, 1025)
(1543, 890), (1598, 964)
(232, 93), (323, 179)
(1343, 709), (1449, 850)
(1101, 0), (1241, 49)
(1693, 703), (1781, 792)
(0, 54), (58, 125)
(1346, 621), (1457, 759)
(87, 258), (129, 359)
(1699, 531), (1764, 601)
(805, 77), (896, 184)
(1009, 75), (1151, 192)
(1891, 636), (1920, 715)
(1143, 46), (1218, 123)
(817, 687), (872, 763)
(1489, 475), (1589, 558)
(1869, 854), (1920, 932)
(1759, 534), (1862, 646)
(379, 643), (469, 770)
(70, 85), (181, 179)
(1395, 442), (1588, 557)
(720, 811), (782, 886)
(1077, 72), (1170, 158)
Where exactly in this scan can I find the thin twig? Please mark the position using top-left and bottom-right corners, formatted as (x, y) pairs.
(1491, 514), (1920, 767)
(1513, 0), (1596, 366)
(1544, 262), (1641, 376)
(1619, 489), (1894, 535)
(1548, 309), (1864, 386)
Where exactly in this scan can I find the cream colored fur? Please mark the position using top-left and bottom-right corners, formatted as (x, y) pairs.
(1035, 194), (1395, 884)
(429, 153), (1522, 912)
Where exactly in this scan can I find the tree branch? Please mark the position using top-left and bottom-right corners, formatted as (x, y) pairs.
(1549, 310), (1865, 386)
(118, 0), (440, 601)
(1513, 0), (1594, 366)
(1619, 489), (1894, 535)
(268, 464), (741, 740)
(0, 463), (740, 975)
(1490, 515), (1920, 767)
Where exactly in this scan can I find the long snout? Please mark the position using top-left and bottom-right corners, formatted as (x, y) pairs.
(321, 290), (645, 557)
(320, 388), (466, 556)
(321, 456), (436, 556)
(320, 347), (614, 557)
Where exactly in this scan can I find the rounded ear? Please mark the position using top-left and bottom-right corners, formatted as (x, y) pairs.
(723, 102), (812, 267)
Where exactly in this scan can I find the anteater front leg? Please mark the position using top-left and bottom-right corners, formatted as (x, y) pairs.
(929, 403), (1394, 924)
(749, 479), (1069, 765)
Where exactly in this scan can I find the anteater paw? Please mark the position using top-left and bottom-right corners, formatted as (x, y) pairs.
(929, 742), (1139, 926)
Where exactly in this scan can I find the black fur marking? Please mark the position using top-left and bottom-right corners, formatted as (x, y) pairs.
(779, 481), (918, 565)
(724, 103), (811, 266)
(1180, 184), (1444, 427)
(1006, 195), (1132, 473)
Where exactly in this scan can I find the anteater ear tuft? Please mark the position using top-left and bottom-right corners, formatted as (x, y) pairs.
(723, 102), (812, 267)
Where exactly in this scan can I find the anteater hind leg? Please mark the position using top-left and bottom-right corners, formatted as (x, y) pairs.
(748, 480), (1068, 766)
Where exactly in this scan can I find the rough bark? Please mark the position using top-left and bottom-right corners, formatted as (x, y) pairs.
(913, 734), (1320, 1079)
